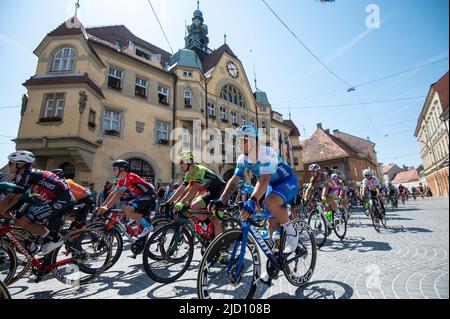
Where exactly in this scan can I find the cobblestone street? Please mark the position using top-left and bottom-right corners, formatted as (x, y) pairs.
(9, 197), (449, 299)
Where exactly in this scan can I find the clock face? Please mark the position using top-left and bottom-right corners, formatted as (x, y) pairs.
(227, 61), (239, 79)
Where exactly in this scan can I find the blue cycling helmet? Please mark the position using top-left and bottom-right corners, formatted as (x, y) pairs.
(234, 125), (259, 139)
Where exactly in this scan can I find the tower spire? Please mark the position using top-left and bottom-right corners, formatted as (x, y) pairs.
(74, 0), (80, 17)
(197, 0), (200, 10)
(224, 33), (227, 44)
(289, 106), (292, 120)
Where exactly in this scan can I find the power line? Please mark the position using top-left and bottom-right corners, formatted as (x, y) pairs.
(0, 105), (20, 109)
(276, 95), (426, 109)
(146, 0), (174, 54)
(0, 134), (15, 139)
(352, 58), (449, 89)
(261, 0), (352, 87)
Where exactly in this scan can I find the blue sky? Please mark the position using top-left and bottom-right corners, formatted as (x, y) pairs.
(0, 0), (448, 168)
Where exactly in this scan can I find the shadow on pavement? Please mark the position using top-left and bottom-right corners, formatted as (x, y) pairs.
(266, 280), (353, 299)
(320, 236), (392, 253)
(147, 278), (197, 299)
(382, 226), (433, 234)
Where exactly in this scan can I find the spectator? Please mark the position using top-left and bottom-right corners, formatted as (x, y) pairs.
(89, 183), (98, 206)
(98, 181), (114, 207)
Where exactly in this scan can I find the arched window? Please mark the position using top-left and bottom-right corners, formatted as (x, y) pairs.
(128, 158), (155, 185)
(59, 162), (76, 179)
(220, 84), (247, 108)
(52, 47), (76, 71)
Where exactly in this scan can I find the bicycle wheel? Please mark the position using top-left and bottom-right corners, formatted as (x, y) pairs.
(283, 218), (317, 287)
(142, 224), (194, 283)
(197, 230), (261, 299)
(0, 280), (11, 299)
(380, 207), (388, 228)
(103, 228), (123, 271)
(369, 201), (381, 233)
(0, 240), (17, 286)
(51, 229), (112, 286)
(307, 210), (328, 247)
(333, 210), (347, 240)
(222, 218), (241, 232)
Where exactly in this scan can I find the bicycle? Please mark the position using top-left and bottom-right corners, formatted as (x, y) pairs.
(197, 204), (317, 299)
(142, 205), (240, 283)
(307, 200), (347, 248)
(366, 196), (387, 232)
(0, 218), (112, 286)
(87, 209), (171, 270)
(0, 280), (10, 299)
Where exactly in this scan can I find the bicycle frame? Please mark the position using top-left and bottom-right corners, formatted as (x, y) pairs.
(105, 213), (143, 239)
(227, 212), (285, 279)
(0, 223), (75, 273)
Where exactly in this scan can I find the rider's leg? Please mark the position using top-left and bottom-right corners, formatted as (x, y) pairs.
(16, 216), (48, 236)
(191, 195), (223, 237)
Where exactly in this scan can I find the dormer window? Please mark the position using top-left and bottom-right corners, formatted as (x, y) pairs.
(52, 48), (76, 71)
(136, 47), (151, 61)
(183, 71), (193, 77)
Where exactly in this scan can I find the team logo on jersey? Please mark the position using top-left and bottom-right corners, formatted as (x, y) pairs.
(53, 203), (63, 210)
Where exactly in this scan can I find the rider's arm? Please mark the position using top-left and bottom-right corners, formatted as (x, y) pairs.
(101, 187), (124, 209)
(219, 175), (240, 202)
(0, 193), (22, 216)
(361, 185), (367, 198)
(166, 185), (187, 204)
(179, 182), (201, 205)
(250, 174), (270, 202)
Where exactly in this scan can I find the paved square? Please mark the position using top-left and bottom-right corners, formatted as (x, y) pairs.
(8, 197), (449, 299)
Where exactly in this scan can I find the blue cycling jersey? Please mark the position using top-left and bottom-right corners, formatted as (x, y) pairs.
(239, 183), (255, 195)
(234, 146), (295, 185)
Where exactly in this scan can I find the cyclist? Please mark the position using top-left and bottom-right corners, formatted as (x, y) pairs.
(162, 151), (226, 237)
(331, 173), (348, 210)
(417, 183), (425, 199)
(0, 151), (74, 255)
(304, 164), (340, 220)
(98, 160), (156, 239)
(51, 169), (93, 230)
(387, 182), (397, 203)
(360, 168), (385, 214)
(209, 125), (300, 254)
(398, 184), (406, 203)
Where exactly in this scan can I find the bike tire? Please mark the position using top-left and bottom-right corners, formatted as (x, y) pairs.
(369, 201), (381, 233)
(104, 228), (123, 271)
(283, 219), (317, 287)
(307, 209), (328, 247)
(0, 240), (17, 286)
(0, 280), (11, 299)
(51, 229), (112, 286)
(142, 224), (194, 283)
(197, 229), (260, 299)
(333, 211), (347, 240)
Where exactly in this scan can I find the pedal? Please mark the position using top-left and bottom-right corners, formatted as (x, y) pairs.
(259, 276), (273, 287)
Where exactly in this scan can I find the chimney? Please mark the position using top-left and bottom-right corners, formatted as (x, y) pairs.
(333, 129), (339, 135)
(325, 129), (330, 134)
(316, 123), (323, 129)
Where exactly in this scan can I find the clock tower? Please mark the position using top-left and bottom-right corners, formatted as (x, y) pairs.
(185, 1), (212, 60)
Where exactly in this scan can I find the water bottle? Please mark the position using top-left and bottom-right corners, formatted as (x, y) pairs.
(272, 231), (281, 253)
(325, 211), (333, 222)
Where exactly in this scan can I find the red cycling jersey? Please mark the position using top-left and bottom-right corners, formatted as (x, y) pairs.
(115, 172), (154, 196)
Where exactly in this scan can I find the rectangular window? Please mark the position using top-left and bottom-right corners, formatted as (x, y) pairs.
(108, 67), (123, 90)
(220, 106), (227, 121)
(135, 77), (148, 99)
(261, 120), (267, 128)
(156, 120), (169, 143)
(88, 109), (96, 128)
(136, 48), (151, 61)
(41, 93), (65, 122)
(250, 117), (255, 125)
(103, 109), (121, 136)
(231, 111), (238, 125)
(208, 102), (216, 117)
(182, 128), (190, 147)
(294, 157), (299, 166)
(158, 86), (169, 105)
(183, 71), (193, 77)
(241, 114), (246, 125)
(184, 90), (192, 107)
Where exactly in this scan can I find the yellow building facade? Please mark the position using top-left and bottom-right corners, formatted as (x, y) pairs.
(15, 9), (303, 187)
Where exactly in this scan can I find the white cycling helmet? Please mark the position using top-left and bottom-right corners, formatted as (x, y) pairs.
(331, 173), (339, 180)
(234, 125), (259, 139)
(309, 163), (321, 172)
(363, 168), (373, 177)
(8, 150), (35, 164)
